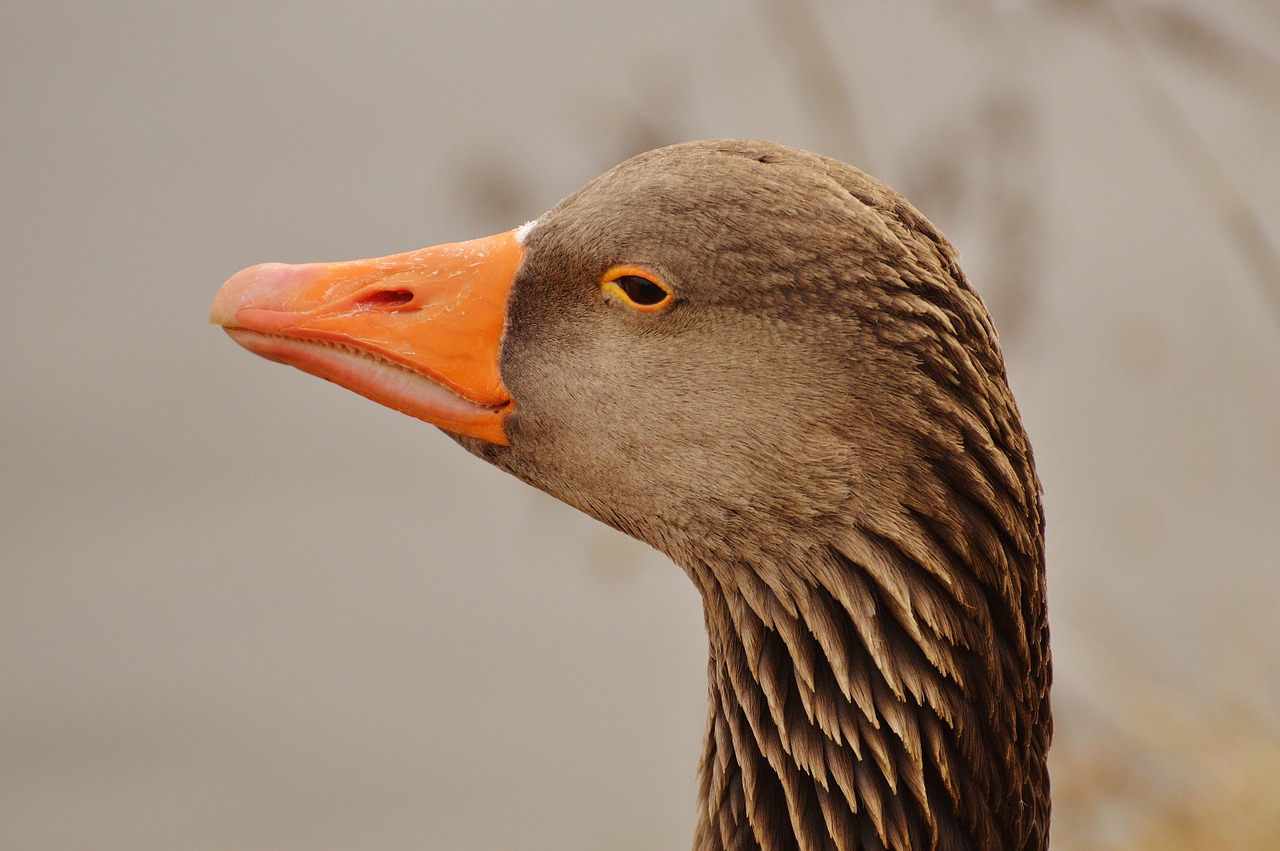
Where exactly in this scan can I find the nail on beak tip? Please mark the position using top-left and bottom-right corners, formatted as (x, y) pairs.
(210, 262), (331, 326)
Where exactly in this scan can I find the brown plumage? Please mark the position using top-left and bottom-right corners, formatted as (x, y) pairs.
(213, 140), (1050, 850)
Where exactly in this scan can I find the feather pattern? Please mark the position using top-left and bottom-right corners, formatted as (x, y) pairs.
(666, 141), (1049, 849)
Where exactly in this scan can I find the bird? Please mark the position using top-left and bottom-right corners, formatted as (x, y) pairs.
(211, 140), (1050, 851)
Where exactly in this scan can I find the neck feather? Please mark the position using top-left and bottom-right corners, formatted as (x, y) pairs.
(683, 501), (1049, 851)
(672, 211), (1053, 850)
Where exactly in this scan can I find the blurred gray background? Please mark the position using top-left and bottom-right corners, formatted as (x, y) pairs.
(3, 1), (1278, 848)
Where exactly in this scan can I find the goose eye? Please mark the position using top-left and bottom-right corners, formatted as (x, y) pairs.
(617, 275), (667, 305)
(601, 266), (674, 311)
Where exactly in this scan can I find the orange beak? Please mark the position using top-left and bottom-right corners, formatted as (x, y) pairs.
(210, 230), (522, 445)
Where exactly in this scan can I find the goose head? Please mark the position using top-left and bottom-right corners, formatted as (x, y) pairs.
(213, 140), (1050, 851)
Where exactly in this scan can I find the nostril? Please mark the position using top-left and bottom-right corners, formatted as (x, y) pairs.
(358, 290), (415, 308)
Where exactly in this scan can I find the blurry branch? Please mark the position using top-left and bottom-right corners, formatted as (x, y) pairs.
(900, 92), (1046, 346)
(572, 55), (694, 172)
(961, 0), (1280, 110)
(1105, 0), (1280, 112)
(447, 146), (542, 234)
(756, 0), (869, 169)
(448, 59), (691, 232)
(1080, 0), (1280, 335)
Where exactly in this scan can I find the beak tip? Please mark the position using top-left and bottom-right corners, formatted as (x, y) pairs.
(210, 262), (325, 327)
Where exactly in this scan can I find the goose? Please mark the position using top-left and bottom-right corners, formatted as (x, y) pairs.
(211, 140), (1050, 851)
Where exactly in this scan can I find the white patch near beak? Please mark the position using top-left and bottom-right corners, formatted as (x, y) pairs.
(514, 218), (539, 245)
